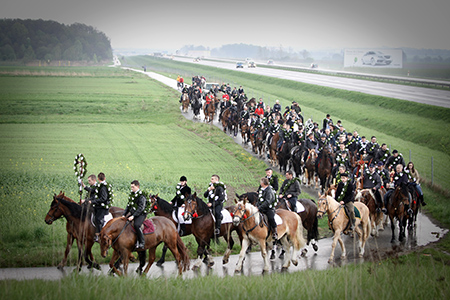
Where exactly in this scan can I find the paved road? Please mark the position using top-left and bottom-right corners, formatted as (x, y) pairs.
(174, 57), (450, 109)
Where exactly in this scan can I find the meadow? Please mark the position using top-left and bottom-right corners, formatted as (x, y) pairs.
(0, 64), (449, 299)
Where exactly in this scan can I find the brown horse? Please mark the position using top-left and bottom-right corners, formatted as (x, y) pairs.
(240, 120), (250, 144)
(317, 146), (333, 192)
(44, 192), (124, 271)
(100, 216), (190, 276)
(276, 198), (319, 253)
(269, 132), (279, 167)
(317, 194), (371, 263)
(303, 149), (318, 188)
(386, 184), (410, 242)
(181, 93), (189, 113)
(147, 194), (192, 266)
(354, 188), (386, 237)
(183, 193), (244, 269)
(203, 97), (217, 123)
(232, 197), (306, 273)
(221, 108), (231, 133)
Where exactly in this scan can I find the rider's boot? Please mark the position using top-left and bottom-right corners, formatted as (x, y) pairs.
(179, 224), (186, 236)
(136, 228), (145, 250)
(272, 227), (278, 240)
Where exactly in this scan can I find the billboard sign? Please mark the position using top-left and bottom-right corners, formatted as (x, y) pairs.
(344, 49), (403, 68)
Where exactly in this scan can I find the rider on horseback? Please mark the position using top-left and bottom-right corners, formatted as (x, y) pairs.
(91, 172), (113, 242)
(335, 172), (356, 232)
(382, 164), (413, 215)
(258, 177), (278, 240)
(123, 180), (148, 250)
(204, 174), (226, 236)
(81, 174), (97, 202)
(361, 163), (384, 212)
(279, 170), (301, 212)
(171, 176), (191, 236)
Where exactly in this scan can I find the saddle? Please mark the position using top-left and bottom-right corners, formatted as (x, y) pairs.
(341, 205), (361, 234)
(131, 219), (155, 235)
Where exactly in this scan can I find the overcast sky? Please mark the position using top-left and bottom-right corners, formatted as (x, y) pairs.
(2, 0), (450, 51)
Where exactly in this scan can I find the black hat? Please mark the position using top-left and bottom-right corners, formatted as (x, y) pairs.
(180, 176), (187, 181)
(369, 163), (375, 168)
(341, 172), (348, 177)
(265, 167), (272, 171)
(392, 149), (398, 154)
(377, 161), (384, 167)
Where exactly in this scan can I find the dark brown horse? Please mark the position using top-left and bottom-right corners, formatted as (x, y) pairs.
(269, 132), (279, 167)
(203, 97), (217, 123)
(240, 120), (250, 144)
(181, 93), (189, 113)
(355, 188), (386, 237)
(183, 193), (244, 270)
(147, 194), (192, 266)
(100, 216), (190, 276)
(386, 183), (410, 242)
(303, 149), (318, 188)
(276, 198), (319, 252)
(317, 145), (333, 192)
(44, 192), (124, 271)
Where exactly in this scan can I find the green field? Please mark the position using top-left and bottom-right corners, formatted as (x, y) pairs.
(0, 65), (449, 299)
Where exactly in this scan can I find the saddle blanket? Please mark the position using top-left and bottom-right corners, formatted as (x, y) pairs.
(91, 213), (113, 228)
(211, 209), (233, 224)
(131, 219), (155, 235)
(344, 206), (361, 219)
(172, 207), (192, 225)
(295, 202), (305, 213)
(275, 213), (283, 225)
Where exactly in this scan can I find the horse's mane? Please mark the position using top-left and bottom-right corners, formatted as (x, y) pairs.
(194, 195), (211, 216)
(54, 196), (89, 221)
(159, 196), (174, 213)
(244, 201), (260, 224)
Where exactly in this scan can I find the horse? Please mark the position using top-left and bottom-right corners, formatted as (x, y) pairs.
(44, 192), (124, 271)
(269, 132), (279, 167)
(240, 120), (250, 144)
(147, 194), (193, 266)
(253, 128), (266, 158)
(354, 188), (386, 237)
(203, 97), (217, 123)
(317, 145), (333, 192)
(183, 193), (244, 269)
(386, 183), (411, 242)
(228, 108), (239, 137)
(99, 216), (190, 276)
(276, 198), (319, 253)
(181, 93), (189, 113)
(317, 193), (371, 263)
(191, 94), (202, 120)
(232, 197), (306, 273)
(290, 146), (304, 179)
(303, 149), (318, 188)
(277, 140), (293, 174)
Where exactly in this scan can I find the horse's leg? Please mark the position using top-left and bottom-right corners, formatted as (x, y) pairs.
(156, 244), (168, 266)
(235, 237), (250, 273)
(390, 216), (396, 242)
(143, 247), (156, 275)
(58, 232), (74, 270)
(222, 228), (233, 265)
(192, 237), (204, 270)
(329, 230), (341, 263)
(108, 250), (122, 276)
(85, 241), (100, 270)
(165, 237), (184, 275)
(353, 220), (365, 257)
(122, 250), (130, 276)
(75, 238), (84, 272)
(280, 236), (293, 270)
(259, 238), (270, 273)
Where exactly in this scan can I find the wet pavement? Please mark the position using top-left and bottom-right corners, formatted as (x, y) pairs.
(1, 66), (447, 281)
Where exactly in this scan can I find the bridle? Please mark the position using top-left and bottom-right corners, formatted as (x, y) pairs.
(46, 197), (64, 223)
(183, 199), (203, 220)
(232, 202), (259, 234)
(103, 220), (130, 252)
(317, 196), (342, 225)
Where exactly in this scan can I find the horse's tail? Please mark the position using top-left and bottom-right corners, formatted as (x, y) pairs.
(294, 214), (307, 251)
(176, 234), (190, 272)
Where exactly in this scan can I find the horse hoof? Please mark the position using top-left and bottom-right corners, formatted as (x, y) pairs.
(270, 252), (276, 260)
(328, 258), (334, 264)
(391, 239), (396, 243)
(192, 265), (199, 271)
(156, 260), (164, 267)
(292, 260), (298, 266)
(208, 261), (215, 268)
(278, 253), (285, 260)
(312, 244), (319, 252)
(301, 249), (308, 257)
(57, 265), (64, 271)
(281, 267), (289, 272)
(341, 255), (347, 260)
(223, 259), (229, 265)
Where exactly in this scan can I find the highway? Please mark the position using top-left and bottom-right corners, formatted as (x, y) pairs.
(174, 57), (450, 109)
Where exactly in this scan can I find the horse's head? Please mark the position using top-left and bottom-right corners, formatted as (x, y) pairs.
(45, 192), (66, 224)
(148, 194), (159, 212)
(183, 193), (199, 221)
(316, 193), (329, 219)
(232, 199), (249, 227)
(99, 216), (127, 257)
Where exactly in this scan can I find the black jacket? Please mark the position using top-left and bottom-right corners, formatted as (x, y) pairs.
(257, 186), (276, 211)
(171, 185), (191, 207)
(335, 181), (355, 204)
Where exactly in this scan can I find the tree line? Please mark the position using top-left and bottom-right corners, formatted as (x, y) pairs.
(0, 19), (112, 62)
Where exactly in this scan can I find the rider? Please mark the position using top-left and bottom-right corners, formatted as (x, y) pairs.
(204, 174), (226, 236)
(123, 180), (147, 250)
(382, 164), (412, 215)
(405, 161), (426, 207)
(171, 176), (191, 236)
(258, 177), (278, 240)
(385, 149), (405, 171)
(361, 163), (384, 212)
(335, 172), (356, 232)
(91, 172), (113, 242)
(81, 174), (97, 202)
(279, 170), (301, 212)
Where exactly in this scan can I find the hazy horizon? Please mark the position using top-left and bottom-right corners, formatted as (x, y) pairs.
(2, 0), (450, 52)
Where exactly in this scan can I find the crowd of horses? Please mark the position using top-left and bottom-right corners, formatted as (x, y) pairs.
(43, 86), (421, 276)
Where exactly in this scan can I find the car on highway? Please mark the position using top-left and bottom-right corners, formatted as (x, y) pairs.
(361, 51), (392, 66)
(267, 60), (274, 65)
(248, 61), (256, 68)
(236, 62), (244, 68)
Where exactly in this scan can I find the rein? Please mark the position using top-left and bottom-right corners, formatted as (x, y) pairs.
(107, 220), (130, 250)
(234, 206), (261, 235)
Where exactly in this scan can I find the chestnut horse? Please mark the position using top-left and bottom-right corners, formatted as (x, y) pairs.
(147, 194), (192, 266)
(232, 196), (306, 273)
(203, 97), (217, 123)
(99, 216), (190, 276)
(269, 132), (279, 167)
(303, 149), (318, 188)
(386, 184), (410, 242)
(183, 193), (244, 270)
(355, 188), (387, 237)
(44, 192), (124, 271)
(317, 194), (371, 263)
(317, 145), (333, 192)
